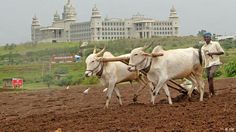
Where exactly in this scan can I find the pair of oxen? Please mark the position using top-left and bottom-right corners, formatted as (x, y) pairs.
(85, 44), (204, 108)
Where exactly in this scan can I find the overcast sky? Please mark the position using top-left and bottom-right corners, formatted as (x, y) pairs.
(0, 0), (235, 44)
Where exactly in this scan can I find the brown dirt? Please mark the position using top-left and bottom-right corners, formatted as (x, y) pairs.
(0, 78), (236, 132)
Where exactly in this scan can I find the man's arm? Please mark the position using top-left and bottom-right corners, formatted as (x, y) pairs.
(207, 52), (224, 56)
(207, 42), (224, 57)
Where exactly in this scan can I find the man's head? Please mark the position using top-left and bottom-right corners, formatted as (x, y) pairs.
(203, 32), (212, 44)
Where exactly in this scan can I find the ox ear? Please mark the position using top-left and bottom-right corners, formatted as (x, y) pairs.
(96, 47), (106, 57)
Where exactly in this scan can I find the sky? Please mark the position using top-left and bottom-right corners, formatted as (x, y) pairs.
(0, 0), (236, 44)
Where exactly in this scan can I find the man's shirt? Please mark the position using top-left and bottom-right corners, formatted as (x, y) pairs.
(201, 41), (224, 68)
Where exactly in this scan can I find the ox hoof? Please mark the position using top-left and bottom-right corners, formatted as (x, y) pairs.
(132, 95), (138, 103)
(188, 96), (193, 102)
(133, 97), (137, 103)
(104, 105), (109, 109)
(150, 101), (155, 105)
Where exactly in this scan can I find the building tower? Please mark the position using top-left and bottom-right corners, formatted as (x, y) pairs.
(169, 6), (179, 36)
(31, 15), (41, 43)
(62, 0), (77, 41)
(90, 5), (102, 41)
(53, 11), (61, 23)
(62, 0), (76, 21)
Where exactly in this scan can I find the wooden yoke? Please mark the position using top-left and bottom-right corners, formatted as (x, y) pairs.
(98, 56), (130, 62)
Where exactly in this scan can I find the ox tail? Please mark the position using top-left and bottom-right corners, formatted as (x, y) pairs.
(198, 47), (203, 66)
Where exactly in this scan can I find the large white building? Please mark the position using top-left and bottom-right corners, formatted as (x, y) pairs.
(31, 0), (179, 43)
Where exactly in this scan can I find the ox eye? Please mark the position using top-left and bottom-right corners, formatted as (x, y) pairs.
(134, 54), (138, 56)
(91, 60), (94, 63)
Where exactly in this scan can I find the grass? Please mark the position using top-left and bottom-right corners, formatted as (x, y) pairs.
(0, 83), (64, 93)
(0, 62), (86, 89)
(0, 36), (235, 91)
(0, 42), (81, 55)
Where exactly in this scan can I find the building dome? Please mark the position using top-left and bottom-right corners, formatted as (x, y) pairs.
(53, 11), (60, 21)
(132, 12), (145, 20)
(64, 0), (72, 8)
(92, 5), (99, 11)
(91, 5), (101, 19)
(169, 5), (178, 19)
(62, 0), (76, 21)
(170, 6), (176, 13)
(32, 15), (40, 26)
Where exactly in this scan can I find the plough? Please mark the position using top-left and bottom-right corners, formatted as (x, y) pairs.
(99, 56), (189, 95)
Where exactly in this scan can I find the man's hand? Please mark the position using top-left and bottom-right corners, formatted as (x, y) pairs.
(207, 52), (214, 59)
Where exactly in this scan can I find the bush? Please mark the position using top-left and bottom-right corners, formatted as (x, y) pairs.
(71, 77), (83, 85)
(193, 43), (202, 49)
(224, 59), (236, 77)
(56, 75), (72, 86)
(54, 67), (69, 74)
(222, 43), (233, 50)
(42, 74), (54, 88)
(81, 76), (99, 85)
(214, 69), (223, 78)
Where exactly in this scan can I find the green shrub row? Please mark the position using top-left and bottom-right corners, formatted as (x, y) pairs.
(1, 37), (236, 89)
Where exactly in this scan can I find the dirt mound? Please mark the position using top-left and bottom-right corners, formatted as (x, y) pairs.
(0, 78), (235, 131)
(171, 91), (209, 103)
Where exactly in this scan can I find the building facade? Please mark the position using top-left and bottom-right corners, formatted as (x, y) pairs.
(31, 0), (76, 43)
(31, 0), (179, 43)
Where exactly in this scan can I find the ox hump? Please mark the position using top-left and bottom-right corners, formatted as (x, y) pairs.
(103, 52), (114, 57)
(152, 46), (164, 53)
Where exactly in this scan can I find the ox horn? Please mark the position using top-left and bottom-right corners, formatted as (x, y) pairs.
(143, 41), (154, 50)
(93, 46), (97, 54)
(96, 47), (106, 57)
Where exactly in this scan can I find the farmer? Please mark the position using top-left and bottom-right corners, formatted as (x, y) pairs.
(201, 32), (224, 97)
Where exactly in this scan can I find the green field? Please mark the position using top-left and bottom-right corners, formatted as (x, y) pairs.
(0, 36), (236, 90)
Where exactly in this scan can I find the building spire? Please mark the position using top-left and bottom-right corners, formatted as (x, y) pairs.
(91, 5), (101, 18)
(32, 14), (40, 26)
(170, 5), (176, 12)
(169, 5), (178, 18)
(53, 10), (60, 22)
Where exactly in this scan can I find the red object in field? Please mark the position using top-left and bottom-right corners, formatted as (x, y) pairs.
(12, 78), (23, 88)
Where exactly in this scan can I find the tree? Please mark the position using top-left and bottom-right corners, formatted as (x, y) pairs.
(4, 43), (9, 50)
(3, 43), (17, 65)
(197, 30), (207, 36)
(42, 74), (54, 88)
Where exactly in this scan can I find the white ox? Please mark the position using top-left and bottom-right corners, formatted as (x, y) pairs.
(85, 49), (147, 108)
(128, 46), (204, 105)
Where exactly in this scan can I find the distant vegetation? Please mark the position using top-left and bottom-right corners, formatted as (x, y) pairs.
(0, 36), (236, 89)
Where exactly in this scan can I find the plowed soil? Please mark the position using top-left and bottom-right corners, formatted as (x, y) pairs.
(0, 78), (236, 132)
